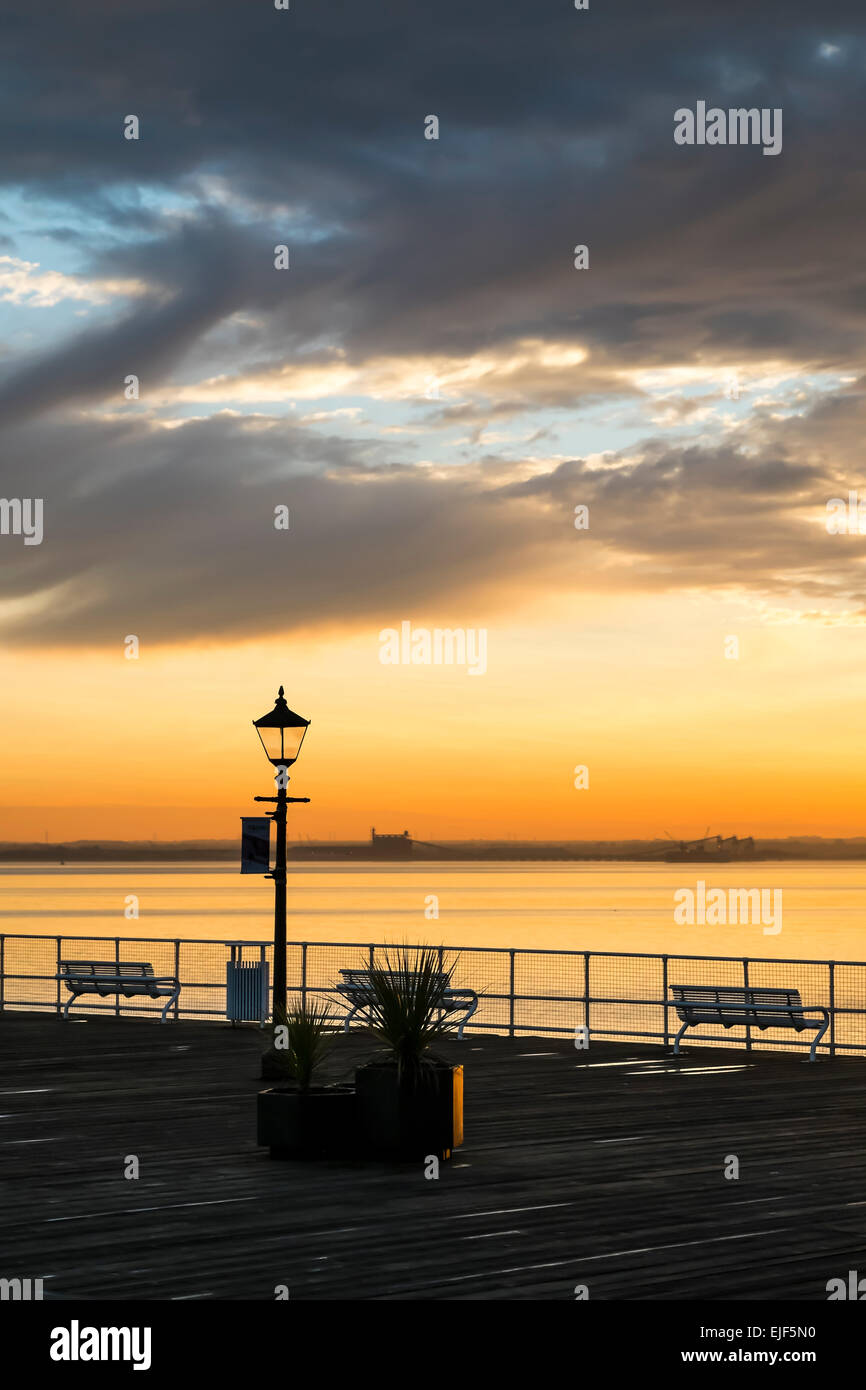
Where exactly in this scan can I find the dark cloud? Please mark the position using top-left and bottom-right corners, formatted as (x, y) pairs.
(3, 390), (866, 646)
(1, 1), (866, 643)
(0, 0), (864, 383)
(0, 412), (563, 645)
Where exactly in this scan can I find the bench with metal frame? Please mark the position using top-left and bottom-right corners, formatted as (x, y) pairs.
(335, 967), (479, 1040)
(669, 984), (830, 1062)
(59, 961), (181, 1022)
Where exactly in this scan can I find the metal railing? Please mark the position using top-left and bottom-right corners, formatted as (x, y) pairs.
(1, 933), (865, 1056)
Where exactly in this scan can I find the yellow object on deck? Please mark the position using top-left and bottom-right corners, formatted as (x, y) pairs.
(452, 1064), (464, 1148)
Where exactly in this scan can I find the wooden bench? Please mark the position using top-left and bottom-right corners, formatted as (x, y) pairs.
(59, 961), (181, 1023)
(669, 984), (830, 1062)
(335, 967), (479, 1040)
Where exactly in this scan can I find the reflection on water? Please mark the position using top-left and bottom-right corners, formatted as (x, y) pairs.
(1, 860), (866, 961)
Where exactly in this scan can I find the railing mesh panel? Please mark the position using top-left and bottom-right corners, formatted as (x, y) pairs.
(0, 935), (864, 1057)
(834, 964), (866, 1051)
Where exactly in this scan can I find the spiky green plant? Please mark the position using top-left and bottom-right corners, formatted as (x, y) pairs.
(361, 945), (460, 1082)
(272, 998), (338, 1090)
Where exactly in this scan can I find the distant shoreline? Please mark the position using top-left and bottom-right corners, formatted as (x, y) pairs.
(4, 838), (866, 863)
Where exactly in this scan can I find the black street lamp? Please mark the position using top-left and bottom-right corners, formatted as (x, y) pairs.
(253, 686), (310, 1024)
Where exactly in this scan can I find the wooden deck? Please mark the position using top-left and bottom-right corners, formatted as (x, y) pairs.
(1, 1010), (865, 1301)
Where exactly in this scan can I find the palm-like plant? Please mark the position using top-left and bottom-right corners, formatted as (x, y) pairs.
(362, 945), (459, 1083)
(273, 998), (338, 1090)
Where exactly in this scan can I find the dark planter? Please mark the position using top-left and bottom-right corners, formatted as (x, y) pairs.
(355, 1061), (463, 1160)
(257, 1085), (357, 1158)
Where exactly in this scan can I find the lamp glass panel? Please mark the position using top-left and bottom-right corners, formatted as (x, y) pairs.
(257, 723), (306, 766)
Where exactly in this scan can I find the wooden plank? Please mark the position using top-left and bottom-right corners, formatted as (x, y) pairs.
(0, 1012), (863, 1300)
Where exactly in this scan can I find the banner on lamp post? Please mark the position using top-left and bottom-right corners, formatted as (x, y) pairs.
(240, 817), (272, 874)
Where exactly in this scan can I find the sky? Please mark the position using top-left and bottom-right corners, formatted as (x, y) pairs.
(1, 0), (866, 842)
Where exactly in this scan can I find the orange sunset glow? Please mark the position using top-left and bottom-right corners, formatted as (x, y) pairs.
(3, 583), (866, 842)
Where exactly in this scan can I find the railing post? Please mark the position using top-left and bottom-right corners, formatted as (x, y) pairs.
(115, 937), (121, 1017)
(661, 954), (669, 1047)
(174, 940), (181, 1020)
(0, 935), (4, 1012)
(56, 937), (62, 1015)
(368, 943), (375, 970)
(584, 952), (591, 1040)
(743, 958), (751, 1051)
(508, 949), (515, 1037)
(437, 945), (446, 1027)
(301, 942), (308, 1009)
(259, 945), (267, 1027)
(828, 961), (836, 1057)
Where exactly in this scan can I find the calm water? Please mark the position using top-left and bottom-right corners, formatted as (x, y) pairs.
(2, 860), (866, 961)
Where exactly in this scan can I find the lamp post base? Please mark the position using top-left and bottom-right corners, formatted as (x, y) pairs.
(260, 1042), (292, 1081)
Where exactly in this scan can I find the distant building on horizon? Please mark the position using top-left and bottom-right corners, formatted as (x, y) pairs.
(288, 828), (414, 860)
(370, 828), (413, 858)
